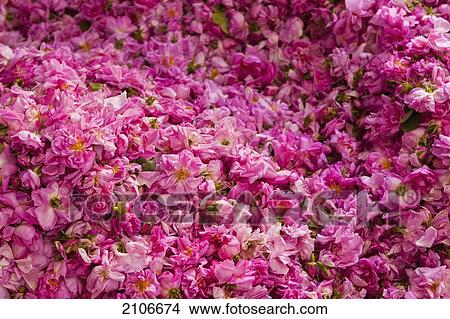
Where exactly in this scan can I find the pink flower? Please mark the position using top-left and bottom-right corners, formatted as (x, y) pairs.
(432, 135), (450, 162)
(31, 183), (70, 230)
(13, 224), (40, 255)
(317, 227), (363, 268)
(113, 240), (151, 273)
(218, 234), (240, 260)
(35, 272), (78, 298)
(404, 88), (436, 113)
(213, 259), (256, 292)
(20, 169), (41, 190)
(11, 131), (43, 151)
(49, 129), (95, 171)
(229, 153), (278, 184)
(403, 166), (437, 194)
(231, 49), (277, 87)
(268, 236), (297, 275)
(86, 253), (125, 298)
(345, 0), (375, 17)
(348, 257), (387, 297)
(159, 272), (182, 298)
(406, 267), (450, 298)
(170, 237), (208, 267)
(124, 270), (160, 298)
(229, 10), (248, 40)
(105, 16), (137, 40)
(415, 226), (438, 248)
(0, 147), (17, 190)
(159, 150), (204, 193)
(279, 18), (304, 43)
(0, 44), (13, 66)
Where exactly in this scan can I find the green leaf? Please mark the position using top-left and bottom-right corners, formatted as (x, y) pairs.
(427, 121), (438, 135)
(145, 96), (156, 106)
(353, 68), (364, 86)
(114, 39), (124, 50)
(142, 160), (156, 171)
(0, 124), (8, 136)
(113, 201), (127, 217)
(49, 10), (59, 20)
(210, 40), (218, 49)
(132, 29), (144, 42)
(79, 19), (91, 32)
(400, 108), (421, 132)
(160, 25), (168, 34)
(187, 60), (196, 74)
(89, 82), (103, 91)
(135, 158), (156, 171)
(212, 7), (228, 34)
(5, 12), (13, 22)
(401, 81), (414, 94)
(117, 241), (127, 253)
(249, 21), (259, 33)
(64, 7), (79, 17)
(104, 0), (113, 12)
(125, 87), (139, 97)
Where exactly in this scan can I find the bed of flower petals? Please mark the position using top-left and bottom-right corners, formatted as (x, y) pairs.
(0, 0), (449, 299)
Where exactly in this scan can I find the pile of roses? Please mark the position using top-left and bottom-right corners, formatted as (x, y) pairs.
(0, 0), (449, 299)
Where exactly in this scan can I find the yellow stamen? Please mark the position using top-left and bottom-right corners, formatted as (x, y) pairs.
(210, 68), (219, 79)
(329, 182), (342, 194)
(80, 42), (90, 51)
(135, 279), (150, 293)
(34, 111), (42, 121)
(48, 279), (59, 288)
(394, 60), (407, 68)
(431, 281), (441, 293)
(61, 82), (70, 90)
(175, 168), (190, 181)
(70, 139), (85, 152)
(162, 56), (175, 67)
(381, 158), (392, 169)
(167, 8), (178, 18)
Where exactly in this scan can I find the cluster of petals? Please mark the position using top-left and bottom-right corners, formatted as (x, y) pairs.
(0, 0), (449, 299)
